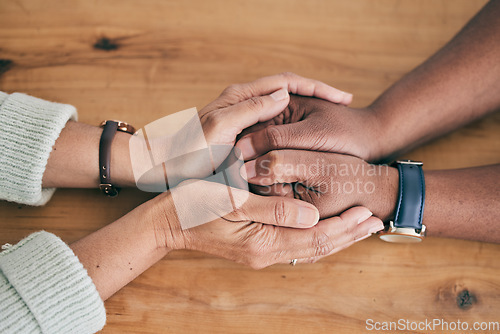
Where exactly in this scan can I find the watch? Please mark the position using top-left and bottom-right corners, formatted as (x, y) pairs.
(379, 160), (426, 243)
(99, 120), (136, 197)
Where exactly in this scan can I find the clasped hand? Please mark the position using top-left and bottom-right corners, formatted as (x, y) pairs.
(146, 73), (384, 268)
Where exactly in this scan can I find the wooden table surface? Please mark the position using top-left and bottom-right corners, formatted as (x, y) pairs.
(1, 0), (499, 333)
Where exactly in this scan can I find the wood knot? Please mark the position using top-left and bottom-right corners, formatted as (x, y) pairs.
(93, 37), (119, 51)
(0, 59), (13, 75)
(456, 289), (476, 310)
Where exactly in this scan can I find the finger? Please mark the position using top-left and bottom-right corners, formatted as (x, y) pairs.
(294, 216), (384, 264)
(240, 150), (316, 186)
(338, 206), (375, 225)
(229, 189), (320, 228)
(237, 119), (275, 141)
(235, 121), (320, 161)
(250, 183), (294, 197)
(210, 88), (291, 140)
(222, 72), (352, 105)
(266, 207), (383, 266)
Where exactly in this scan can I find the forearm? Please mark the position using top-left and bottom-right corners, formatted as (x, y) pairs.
(372, 164), (500, 243)
(42, 121), (135, 188)
(422, 164), (500, 243)
(70, 194), (171, 300)
(369, 0), (500, 161)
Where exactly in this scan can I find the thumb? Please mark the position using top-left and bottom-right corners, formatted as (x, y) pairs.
(205, 88), (291, 146)
(235, 121), (313, 161)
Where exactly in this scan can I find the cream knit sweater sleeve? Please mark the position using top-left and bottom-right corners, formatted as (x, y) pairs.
(0, 92), (106, 333)
(0, 91), (77, 205)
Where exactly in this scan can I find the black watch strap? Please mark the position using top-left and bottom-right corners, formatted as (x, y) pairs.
(393, 160), (425, 231)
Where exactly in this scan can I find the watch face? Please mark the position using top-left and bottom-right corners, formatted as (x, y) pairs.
(379, 233), (423, 243)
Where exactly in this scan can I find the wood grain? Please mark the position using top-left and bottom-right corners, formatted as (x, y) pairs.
(1, 0), (499, 333)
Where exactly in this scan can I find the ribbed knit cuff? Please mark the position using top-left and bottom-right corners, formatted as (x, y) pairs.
(0, 231), (106, 334)
(0, 92), (77, 205)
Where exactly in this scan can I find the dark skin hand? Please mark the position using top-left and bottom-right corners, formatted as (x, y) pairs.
(236, 1), (500, 163)
(237, 0), (500, 244)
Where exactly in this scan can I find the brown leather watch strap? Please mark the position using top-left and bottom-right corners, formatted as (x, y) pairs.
(99, 120), (136, 197)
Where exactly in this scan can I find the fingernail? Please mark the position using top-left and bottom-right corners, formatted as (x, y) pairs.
(243, 160), (257, 179)
(270, 88), (288, 101)
(368, 221), (384, 235)
(344, 92), (353, 104)
(355, 221), (384, 242)
(236, 136), (256, 160)
(297, 206), (319, 226)
(357, 211), (373, 224)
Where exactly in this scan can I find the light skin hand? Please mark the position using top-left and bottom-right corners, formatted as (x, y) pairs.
(43, 72), (351, 189)
(71, 181), (382, 300)
(182, 206), (382, 268)
(156, 181), (383, 268)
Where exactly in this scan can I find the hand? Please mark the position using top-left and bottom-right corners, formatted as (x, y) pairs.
(199, 72), (352, 149)
(152, 180), (383, 268)
(241, 150), (399, 222)
(131, 74), (353, 189)
(235, 95), (386, 163)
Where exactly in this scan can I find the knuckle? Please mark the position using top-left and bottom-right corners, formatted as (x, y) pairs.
(266, 150), (283, 170)
(280, 71), (297, 79)
(220, 84), (247, 103)
(232, 204), (247, 221)
(260, 150), (286, 181)
(312, 231), (335, 257)
(245, 239), (266, 258)
(304, 257), (320, 264)
(273, 198), (288, 226)
(246, 96), (265, 111)
(264, 126), (285, 149)
(342, 220), (357, 241)
(222, 84), (239, 96)
(243, 247), (267, 270)
(202, 111), (225, 132)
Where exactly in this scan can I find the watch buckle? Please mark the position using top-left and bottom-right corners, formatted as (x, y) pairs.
(99, 120), (136, 134)
(396, 160), (423, 166)
(378, 221), (426, 243)
(99, 183), (119, 197)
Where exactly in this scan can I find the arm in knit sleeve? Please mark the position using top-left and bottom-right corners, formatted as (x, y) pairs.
(0, 92), (106, 333)
(0, 91), (77, 205)
(0, 232), (106, 334)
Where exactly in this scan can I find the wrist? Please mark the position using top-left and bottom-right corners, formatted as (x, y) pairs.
(110, 131), (136, 188)
(361, 105), (391, 163)
(367, 102), (412, 163)
(363, 164), (399, 222)
(146, 192), (186, 252)
(71, 195), (172, 300)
